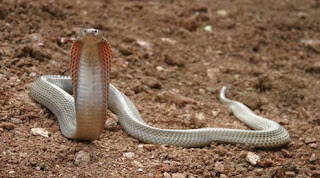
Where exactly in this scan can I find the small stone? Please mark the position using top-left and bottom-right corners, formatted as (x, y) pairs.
(306, 61), (320, 73)
(217, 10), (228, 17)
(305, 137), (316, 143)
(310, 143), (317, 149)
(138, 168), (143, 172)
(123, 152), (135, 159)
(156, 66), (164, 71)
(163, 172), (171, 178)
(136, 39), (152, 50)
(163, 54), (185, 67)
(8, 170), (15, 174)
(285, 171), (296, 177)
(29, 33), (43, 43)
(220, 174), (228, 178)
(31, 128), (50, 138)
(312, 170), (320, 177)
(0, 122), (15, 130)
(141, 77), (162, 89)
(172, 173), (186, 178)
(10, 118), (22, 124)
(105, 118), (118, 131)
(280, 149), (292, 158)
(29, 72), (37, 77)
(310, 153), (317, 164)
(246, 152), (260, 166)
(180, 16), (198, 31)
(161, 38), (176, 45)
(142, 144), (159, 151)
(214, 161), (224, 173)
(257, 159), (273, 168)
(74, 151), (90, 166)
(132, 160), (143, 168)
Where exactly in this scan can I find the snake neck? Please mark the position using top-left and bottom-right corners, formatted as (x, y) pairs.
(74, 44), (105, 140)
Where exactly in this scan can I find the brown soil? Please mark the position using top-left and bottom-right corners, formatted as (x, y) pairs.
(1, 0), (320, 177)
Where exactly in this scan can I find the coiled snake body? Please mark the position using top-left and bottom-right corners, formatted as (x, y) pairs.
(30, 29), (290, 148)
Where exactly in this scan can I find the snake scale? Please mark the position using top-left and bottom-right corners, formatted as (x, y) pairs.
(29, 29), (290, 148)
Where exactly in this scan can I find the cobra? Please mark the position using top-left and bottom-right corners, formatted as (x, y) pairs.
(29, 29), (290, 148)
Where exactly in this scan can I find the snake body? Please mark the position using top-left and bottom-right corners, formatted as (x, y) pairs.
(29, 29), (290, 148)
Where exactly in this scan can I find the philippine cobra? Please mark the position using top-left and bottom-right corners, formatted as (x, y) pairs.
(29, 29), (290, 148)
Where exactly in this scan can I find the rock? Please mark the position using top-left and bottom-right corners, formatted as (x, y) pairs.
(163, 54), (185, 67)
(172, 173), (186, 178)
(163, 172), (171, 178)
(305, 137), (316, 143)
(282, 162), (298, 174)
(123, 152), (135, 159)
(310, 153), (317, 164)
(18, 45), (51, 61)
(246, 152), (260, 166)
(161, 38), (176, 45)
(74, 151), (90, 166)
(285, 171), (296, 177)
(217, 10), (228, 17)
(10, 118), (22, 124)
(312, 170), (320, 177)
(29, 33), (43, 43)
(180, 16), (198, 31)
(29, 72), (37, 77)
(156, 66), (164, 71)
(118, 44), (133, 56)
(306, 61), (320, 74)
(141, 77), (162, 89)
(105, 118), (118, 131)
(220, 174), (228, 178)
(214, 161), (224, 173)
(280, 149), (292, 158)
(132, 160), (143, 168)
(136, 39), (152, 50)
(257, 159), (273, 168)
(138, 168), (143, 172)
(142, 144), (159, 151)
(310, 143), (317, 149)
(31, 128), (50, 138)
(0, 122), (15, 130)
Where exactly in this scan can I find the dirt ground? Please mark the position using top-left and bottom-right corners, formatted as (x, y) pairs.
(1, 0), (320, 177)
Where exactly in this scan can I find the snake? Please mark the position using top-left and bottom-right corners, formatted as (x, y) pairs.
(29, 29), (290, 148)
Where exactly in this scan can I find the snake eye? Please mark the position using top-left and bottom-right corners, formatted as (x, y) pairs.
(94, 30), (98, 35)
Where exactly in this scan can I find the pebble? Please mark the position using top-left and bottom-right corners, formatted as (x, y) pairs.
(172, 173), (186, 178)
(305, 137), (316, 143)
(31, 128), (50, 138)
(214, 161), (224, 173)
(312, 170), (320, 177)
(132, 160), (143, 168)
(163, 172), (171, 178)
(257, 159), (273, 168)
(74, 151), (90, 166)
(309, 153), (317, 164)
(123, 152), (135, 159)
(280, 149), (292, 158)
(285, 171), (296, 177)
(220, 174), (228, 178)
(0, 122), (15, 130)
(136, 39), (152, 50)
(309, 143), (317, 149)
(163, 54), (185, 67)
(141, 77), (162, 89)
(306, 61), (320, 73)
(105, 118), (118, 131)
(217, 10), (228, 17)
(246, 152), (260, 166)
(156, 66), (164, 71)
(138, 168), (143, 172)
(142, 144), (159, 151)
(29, 72), (37, 77)
(160, 38), (176, 45)
(10, 118), (22, 124)
(8, 170), (15, 174)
